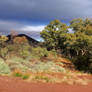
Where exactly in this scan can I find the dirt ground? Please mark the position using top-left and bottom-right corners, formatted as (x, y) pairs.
(0, 76), (92, 92)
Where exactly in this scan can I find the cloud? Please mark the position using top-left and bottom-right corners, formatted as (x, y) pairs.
(0, 0), (92, 40)
(20, 25), (45, 32)
(0, 20), (24, 31)
(0, 0), (92, 22)
(0, 20), (45, 40)
(0, 20), (45, 32)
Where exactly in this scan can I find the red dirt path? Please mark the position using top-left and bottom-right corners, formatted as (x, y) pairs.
(0, 76), (92, 92)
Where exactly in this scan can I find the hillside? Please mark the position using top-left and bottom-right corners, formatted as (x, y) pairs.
(7, 34), (39, 46)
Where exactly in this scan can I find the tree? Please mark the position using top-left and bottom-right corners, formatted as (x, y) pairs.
(40, 19), (68, 50)
(40, 18), (92, 72)
(68, 18), (92, 71)
(69, 18), (92, 55)
(70, 18), (92, 34)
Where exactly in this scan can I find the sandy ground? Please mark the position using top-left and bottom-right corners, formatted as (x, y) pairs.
(0, 76), (92, 92)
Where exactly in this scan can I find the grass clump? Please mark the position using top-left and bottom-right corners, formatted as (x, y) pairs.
(22, 75), (30, 80)
(14, 72), (22, 77)
(12, 69), (30, 80)
(22, 72), (30, 80)
(35, 75), (49, 82)
(12, 69), (23, 77)
(30, 62), (66, 73)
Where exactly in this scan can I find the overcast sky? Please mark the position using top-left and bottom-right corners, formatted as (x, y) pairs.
(0, 0), (92, 40)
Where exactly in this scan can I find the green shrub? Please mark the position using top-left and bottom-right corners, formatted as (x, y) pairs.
(14, 72), (22, 77)
(12, 69), (23, 77)
(8, 57), (31, 72)
(19, 49), (30, 59)
(12, 69), (30, 80)
(0, 58), (11, 74)
(31, 47), (49, 58)
(0, 35), (9, 60)
(7, 36), (31, 59)
(0, 47), (8, 60)
(22, 74), (30, 80)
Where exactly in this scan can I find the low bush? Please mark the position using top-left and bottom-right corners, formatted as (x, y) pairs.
(7, 56), (31, 71)
(0, 35), (9, 60)
(12, 69), (23, 77)
(14, 72), (22, 77)
(0, 58), (11, 74)
(7, 36), (31, 59)
(31, 47), (49, 58)
(22, 74), (30, 80)
(12, 69), (30, 80)
(35, 75), (49, 82)
(30, 62), (66, 73)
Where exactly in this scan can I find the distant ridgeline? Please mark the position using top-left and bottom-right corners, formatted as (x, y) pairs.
(7, 34), (39, 46)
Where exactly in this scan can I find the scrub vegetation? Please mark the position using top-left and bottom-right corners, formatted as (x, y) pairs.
(0, 18), (92, 84)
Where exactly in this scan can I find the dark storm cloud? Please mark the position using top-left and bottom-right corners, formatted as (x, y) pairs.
(0, 0), (92, 40)
(0, 0), (92, 22)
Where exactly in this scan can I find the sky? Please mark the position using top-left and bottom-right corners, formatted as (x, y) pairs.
(0, 0), (92, 41)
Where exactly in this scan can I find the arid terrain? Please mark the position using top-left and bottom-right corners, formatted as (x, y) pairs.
(0, 76), (92, 92)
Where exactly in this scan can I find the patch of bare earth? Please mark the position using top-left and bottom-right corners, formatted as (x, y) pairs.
(0, 74), (92, 92)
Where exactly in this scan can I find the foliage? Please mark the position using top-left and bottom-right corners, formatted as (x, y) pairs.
(0, 47), (8, 59)
(13, 72), (23, 77)
(22, 74), (30, 80)
(40, 18), (92, 72)
(12, 69), (30, 79)
(0, 35), (31, 60)
(0, 18), (92, 74)
(7, 57), (30, 72)
(31, 47), (49, 58)
(13, 36), (31, 59)
(0, 35), (8, 43)
(0, 35), (8, 60)
(12, 69), (23, 77)
(30, 62), (66, 73)
(72, 55), (90, 71)
(40, 19), (68, 50)
(68, 18), (92, 71)
(0, 58), (11, 74)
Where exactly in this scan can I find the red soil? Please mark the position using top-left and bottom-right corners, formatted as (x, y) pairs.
(0, 76), (92, 92)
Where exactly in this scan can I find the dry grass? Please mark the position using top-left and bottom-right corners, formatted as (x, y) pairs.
(22, 71), (92, 85)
